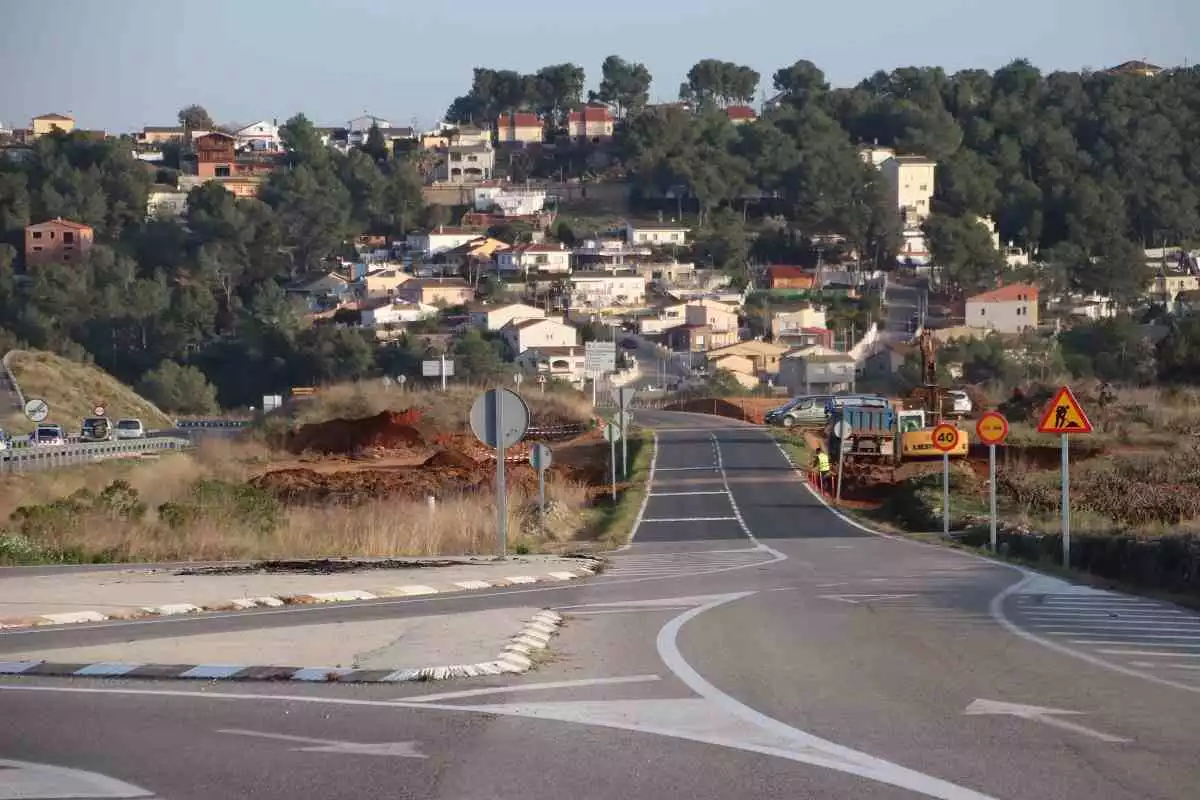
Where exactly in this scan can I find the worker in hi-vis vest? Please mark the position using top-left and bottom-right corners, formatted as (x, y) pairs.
(812, 446), (832, 494)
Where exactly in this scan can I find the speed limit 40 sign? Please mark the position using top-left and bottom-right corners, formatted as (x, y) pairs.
(931, 423), (960, 453)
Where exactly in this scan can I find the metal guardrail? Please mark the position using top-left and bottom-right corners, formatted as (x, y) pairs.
(0, 437), (192, 473)
(174, 419), (252, 429)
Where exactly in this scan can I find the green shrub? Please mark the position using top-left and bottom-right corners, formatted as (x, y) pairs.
(158, 479), (282, 536)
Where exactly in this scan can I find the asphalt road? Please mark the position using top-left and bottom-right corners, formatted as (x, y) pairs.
(2, 411), (1199, 799)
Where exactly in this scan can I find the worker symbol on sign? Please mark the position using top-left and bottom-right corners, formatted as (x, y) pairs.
(1036, 386), (1093, 435)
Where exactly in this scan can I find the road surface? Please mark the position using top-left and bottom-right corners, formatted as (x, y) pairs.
(2, 411), (1198, 799)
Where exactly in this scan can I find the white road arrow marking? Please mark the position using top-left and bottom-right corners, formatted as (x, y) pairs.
(819, 594), (917, 605)
(963, 699), (1130, 743)
(217, 729), (428, 757)
(0, 758), (154, 798)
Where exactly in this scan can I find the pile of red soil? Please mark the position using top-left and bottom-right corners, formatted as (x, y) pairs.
(288, 410), (425, 456)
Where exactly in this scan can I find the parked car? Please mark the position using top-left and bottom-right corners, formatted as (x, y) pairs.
(114, 418), (145, 440)
(0, 429), (9, 450)
(765, 395), (834, 428)
(31, 424), (66, 446)
(80, 417), (113, 442)
(824, 394), (890, 416)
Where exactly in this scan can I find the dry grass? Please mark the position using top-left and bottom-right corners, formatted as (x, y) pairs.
(3, 476), (591, 563)
(0, 437), (275, 521)
(283, 381), (594, 433)
(4, 350), (175, 434)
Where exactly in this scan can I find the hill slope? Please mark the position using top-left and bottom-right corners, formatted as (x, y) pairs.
(3, 350), (175, 434)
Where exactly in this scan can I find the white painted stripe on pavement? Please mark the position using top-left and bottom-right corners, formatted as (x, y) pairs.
(402, 674), (663, 703)
(1130, 661), (1200, 671)
(308, 590), (378, 602)
(654, 466), (718, 472)
(547, 571), (578, 580)
(641, 516), (738, 522)
(229, 598), (261, 610)
(74, 662), (141, 677)
(180, 665), (245, 679)
(505, 576), (538, 584)
(453, 580), (492, 590)
(1070, 640), (1200, 648)
(255, 596), (285, 607)
(40, 611), (109, 624)
(1097, 649), (1200, 657)
(649, 491), (730, 496)
(144, 603), (202, 616)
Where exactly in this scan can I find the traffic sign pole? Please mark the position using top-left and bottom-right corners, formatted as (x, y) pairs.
(989, 443), (997, 553)
(975, 411), (1009, 554)
(496, 389), (506, 559)
(610, 426), (617, 503)
(1035, 386), (1091, 566)
(943, 452), (950, 538)
(1061, 433), (1070, 567)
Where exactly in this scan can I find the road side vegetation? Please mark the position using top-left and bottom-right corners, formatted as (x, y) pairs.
(575, 430), (653, 552)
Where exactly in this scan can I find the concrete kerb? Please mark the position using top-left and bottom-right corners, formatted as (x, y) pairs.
(0, 610), (566, 685)
(0, 562), (600, 631)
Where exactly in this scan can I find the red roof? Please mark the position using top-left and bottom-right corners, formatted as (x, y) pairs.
(497, 112), (541, 128)
(28, 217), (92, 232)
(568, 105), (613, 123)
(726, 105), (757, 120)
(968, 282), (1040, 303)
(767, 265), (812, 280)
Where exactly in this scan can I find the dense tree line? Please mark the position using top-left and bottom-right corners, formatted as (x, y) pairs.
(0, 113), (454, 409)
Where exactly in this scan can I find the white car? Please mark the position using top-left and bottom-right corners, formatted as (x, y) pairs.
(947, 390), (973, 418)
(31, 424), (66, 446)
(115, 418), (146, 440)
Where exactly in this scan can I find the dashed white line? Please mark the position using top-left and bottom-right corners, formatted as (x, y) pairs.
(648, 491), (730, 497)
(641, 516), (738, 523)
(1097, 649), (1200, 658)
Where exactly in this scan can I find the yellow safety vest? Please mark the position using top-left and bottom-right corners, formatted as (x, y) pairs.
(816, 452), (831, 473)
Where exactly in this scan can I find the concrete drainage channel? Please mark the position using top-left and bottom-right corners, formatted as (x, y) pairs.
(0, 610), (565, 684)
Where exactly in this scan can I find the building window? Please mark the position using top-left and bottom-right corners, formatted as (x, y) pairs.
(31, 231), (42, 239)
(980, 308), (986, 316)
(63, 232), (74, 244)
(215, 165), (231, 177)
(919, 184), (928, 191)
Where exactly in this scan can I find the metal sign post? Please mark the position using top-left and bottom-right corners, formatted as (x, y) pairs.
(422, 359), (454, 391)
(931, 423), (960, 537)
(513, 373), (523, 390)
(976, 411), (1010, 553)
(441, 353), (448, 391)
(537, 375), (546, 393)
(603, 422), (620, 502)
(614, 387), (636, 479)
(469, 388), (530, 559)
(530, 443), (553, 538)
(1036, 386), (1093, 567)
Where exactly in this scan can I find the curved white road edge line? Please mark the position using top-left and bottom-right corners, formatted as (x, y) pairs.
(655, 592), (997, 800)
(617, 430), (658, 551)
(766, 434), (1200, 694)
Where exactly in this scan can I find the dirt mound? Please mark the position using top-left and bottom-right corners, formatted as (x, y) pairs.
(251, 464), (487, 505)
(423, 449), (481, 469)
(288, 410), (425, 456)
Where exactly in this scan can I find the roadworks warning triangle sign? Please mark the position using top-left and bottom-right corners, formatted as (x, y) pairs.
(1037, 386), (1093, 434)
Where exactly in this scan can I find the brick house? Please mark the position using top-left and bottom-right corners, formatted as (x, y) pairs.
(24, 217), (94, 268)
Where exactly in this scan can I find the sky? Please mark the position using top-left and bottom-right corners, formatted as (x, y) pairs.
(1, 0), (1195, 134)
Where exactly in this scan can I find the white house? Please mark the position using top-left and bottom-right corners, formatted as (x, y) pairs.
(502, 317), (579, 354)
(406, 227), (485, 256)
(146, 188), (188, 220)
(569, 270), (647, 309)
(361, 299), (437, 327)
(235, 120), (281, 152)
(469, 302), (546, 331)
(624, 222), (690, 248)
(965, 283), (1040, 334)
(516, 346), (588, 384)
(473, 185), (547, 215)
(496, 243), (571, 275)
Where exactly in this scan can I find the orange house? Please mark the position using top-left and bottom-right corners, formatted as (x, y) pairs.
(25, 217), (94, 268)
(766, 265), (815, 290)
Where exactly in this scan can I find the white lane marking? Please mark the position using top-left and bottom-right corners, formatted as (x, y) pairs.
(618, 430), (658, 551)
(400, 675), (662, 704)
(648, 491), (730, 497)
(217, 729), (427, 757)
(819, 594), (917, 605)
(962, 699), (1128, 744)
(39, 611), (109, 625)
(454, 580), (493, 590)
(765, 432), (1200, 695)
(710, 435), (787, 563)
(1028, 618), (1200, 627)
(0, 758), (155, 798)
(1096, 649), (1200, 658)
(567, 608), (696, 616)
(1055, 633), (1200, 641)
(1020, 610), (1185, 618)
(1130, 661), (1200, 671)
(641, 517), (739, 523)
(654, 466), (718, 472)
(1070, 640), (1200, 648)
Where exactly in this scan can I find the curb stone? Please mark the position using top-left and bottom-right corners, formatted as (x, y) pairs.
(0, 562), (600, 631)
(0, 610), (565, 684)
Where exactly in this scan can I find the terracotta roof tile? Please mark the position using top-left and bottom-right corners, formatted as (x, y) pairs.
(497, 112), (541, 128)
(726, 105), (757, 120)
(967, 282), (1040, 303)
